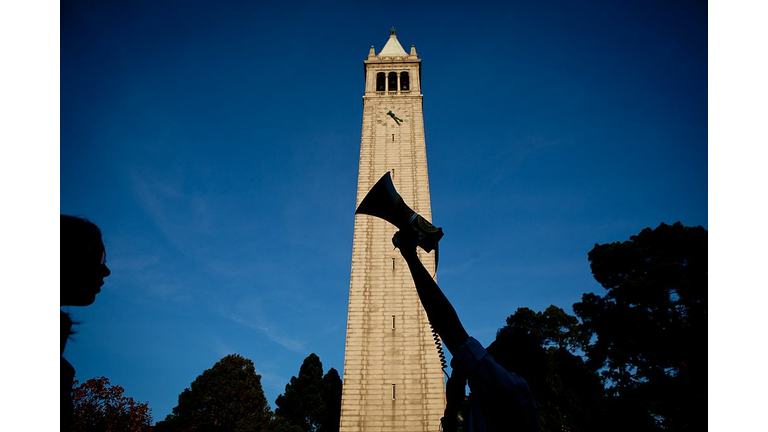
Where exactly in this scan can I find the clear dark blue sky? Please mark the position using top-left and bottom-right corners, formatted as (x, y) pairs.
(56, 0), (710, 424)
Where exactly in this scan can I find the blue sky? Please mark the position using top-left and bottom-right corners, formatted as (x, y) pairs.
(55, 0), (709, 424)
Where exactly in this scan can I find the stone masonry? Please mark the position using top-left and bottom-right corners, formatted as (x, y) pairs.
(339, 30), (446, 432)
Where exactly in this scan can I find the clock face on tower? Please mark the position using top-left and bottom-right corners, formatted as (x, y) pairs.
(378, 106), (408, 126)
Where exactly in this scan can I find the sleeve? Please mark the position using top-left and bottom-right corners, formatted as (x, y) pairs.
(452, 337), (539, 430)
(451, 336), (488, 374)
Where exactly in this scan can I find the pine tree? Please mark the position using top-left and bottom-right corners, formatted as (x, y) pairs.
(275, 354), (342, 432)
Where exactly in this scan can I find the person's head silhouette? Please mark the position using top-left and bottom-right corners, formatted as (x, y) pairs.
(61, 215), (111, 306)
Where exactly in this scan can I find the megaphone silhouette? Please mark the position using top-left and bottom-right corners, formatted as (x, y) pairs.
(356, 172), (444, 253)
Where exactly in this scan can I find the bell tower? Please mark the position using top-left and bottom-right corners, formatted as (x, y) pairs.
(339, 30), (445, 432)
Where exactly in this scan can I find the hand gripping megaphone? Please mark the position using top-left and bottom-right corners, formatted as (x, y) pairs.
(355, 172), (444, 253)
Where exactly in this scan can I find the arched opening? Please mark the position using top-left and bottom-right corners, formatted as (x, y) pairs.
(376, 72), (385, 92)
(388, 72), (398, 92)
(400, 72), (410, 91)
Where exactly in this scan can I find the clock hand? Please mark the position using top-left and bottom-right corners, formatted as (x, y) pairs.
(387, 110), (403, 125)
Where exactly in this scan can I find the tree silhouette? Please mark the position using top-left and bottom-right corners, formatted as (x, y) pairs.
(319, 367), (342, 432)
(264, 416), (304, 432)
(573, 222), (707, 431)
(71, 376), (152, 431)
(503, 305), (590, 352)
(155, 354), (272, 432)
(275, 353), (342, 432)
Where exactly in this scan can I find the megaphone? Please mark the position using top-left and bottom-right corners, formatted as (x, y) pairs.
(356, 172), (444, 253)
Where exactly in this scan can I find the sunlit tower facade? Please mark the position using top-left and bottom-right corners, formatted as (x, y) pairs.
(339, 30), (445, 432)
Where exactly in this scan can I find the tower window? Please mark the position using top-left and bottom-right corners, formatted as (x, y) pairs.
(391, 384), (396, 400)
(388, 72), (398, 92)
(392, 315), (396, 329)
(400, 72), (410, 91)
(376, 72), (385, 92)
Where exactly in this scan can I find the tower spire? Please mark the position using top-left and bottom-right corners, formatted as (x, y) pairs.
(379, 29), (408, 57)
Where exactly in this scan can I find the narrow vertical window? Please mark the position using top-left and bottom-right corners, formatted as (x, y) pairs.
(388, 72), (398, 92)
(391, 384), (396, 400)
(376, 72), (386, 92)
(392, 315), (396, 329)
(392, 257), (395, 269)
(400, 71), (410, 91)
(392, 134), (395, 142)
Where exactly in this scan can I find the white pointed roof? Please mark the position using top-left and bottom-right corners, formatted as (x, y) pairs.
(379, 30), (408, 57)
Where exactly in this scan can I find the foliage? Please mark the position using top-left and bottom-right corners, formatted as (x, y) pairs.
(155, 354), (272, 432)
(503, 305), (590, 352)
(263, 416), (304, 432)
(71, 376), (152, 432)
(275, 353), (342, 432)
(275, 353), (324, 431)
(319, 367), (342, 432)
(573, 222), (707, 431)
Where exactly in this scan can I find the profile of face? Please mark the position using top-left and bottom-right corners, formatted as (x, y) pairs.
(61, 216), (112, 306)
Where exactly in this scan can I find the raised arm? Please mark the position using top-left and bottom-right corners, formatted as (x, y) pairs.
(394, 231), (469, 353)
